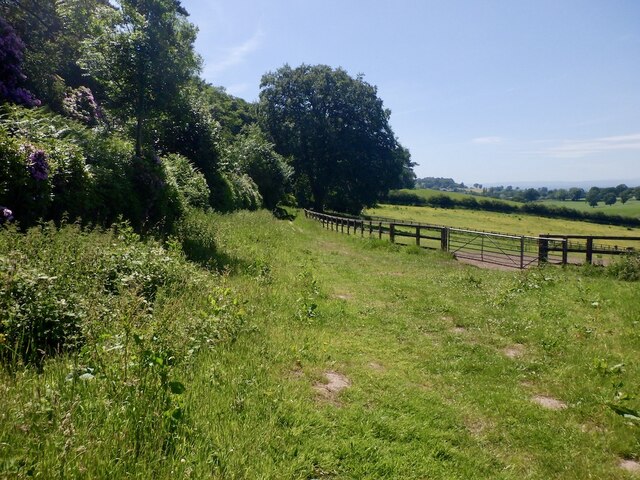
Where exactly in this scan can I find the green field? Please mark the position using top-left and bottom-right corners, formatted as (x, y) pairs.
(399, 189), (640, 219)
(397, 188), (520, 206)
(2, 210), (639, 479)
(367, 204), (640, 238)
(540, 198), (640, 218)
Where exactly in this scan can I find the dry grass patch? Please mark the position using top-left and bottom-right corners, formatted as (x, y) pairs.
(503, 344), (526, 359)
(367, 361), (385, 371)
(619, 458), (640, 474)
(313, 371), (351, 405)
(532, 395), (567, 410)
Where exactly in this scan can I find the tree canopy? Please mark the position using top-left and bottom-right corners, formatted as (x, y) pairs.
(259, 64), (413, 213)
(79, 0), (200, 156)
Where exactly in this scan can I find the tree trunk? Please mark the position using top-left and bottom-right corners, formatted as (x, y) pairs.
(135, 114), (143, 157)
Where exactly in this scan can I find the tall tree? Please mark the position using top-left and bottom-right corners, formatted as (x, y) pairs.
(80, 0), (200, 156)
(259, 64), (412, 213)
(586, 187), (601, 207)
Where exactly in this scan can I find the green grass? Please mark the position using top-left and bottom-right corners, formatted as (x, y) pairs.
(1, 210), (640, 478)
(540, 198), (640, 218)
(398, 188), (520, 206)
(401, 189), (640, 219)
(367, 203), (640, 237)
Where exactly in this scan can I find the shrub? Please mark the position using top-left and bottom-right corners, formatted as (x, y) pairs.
(0, 105), (190, 231)
(0, 220), (240, 368)
(163, 153), (210, 210)
(173, 208), (219, 269)
(225, 125), (292, 209)
(226, 172), (263, 210)
(607, 254), (640, 281)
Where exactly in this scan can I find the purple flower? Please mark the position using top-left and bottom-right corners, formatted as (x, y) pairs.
(27, 149), (49, 181)
(0, 206), (13, 223)
(0, 18), (39, 107)
(62, 86), (102, 125)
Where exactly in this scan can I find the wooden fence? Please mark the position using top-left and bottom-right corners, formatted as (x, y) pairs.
(304, 210), (640, 269)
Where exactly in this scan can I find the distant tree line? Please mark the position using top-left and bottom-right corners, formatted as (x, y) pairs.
(385, 191), (640, 228)
(481, 184), (640, 206)
(415, 177), (466, 191)
(413, 177), (640, 207)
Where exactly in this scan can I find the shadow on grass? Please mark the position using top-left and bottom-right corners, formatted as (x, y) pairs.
(181, 238), (252, 274)
(272, 206), (297, 221)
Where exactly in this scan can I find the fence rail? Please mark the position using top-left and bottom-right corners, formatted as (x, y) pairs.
(304, 210), (639, 269)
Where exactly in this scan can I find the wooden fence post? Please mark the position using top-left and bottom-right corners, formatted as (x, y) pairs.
(440, 227), (449, 251)
(562, 237), (568, 265)
(520, 236), (525, 269)
(416, 226), (421, 246)
(369, 221), (373, 236)
(378, 222), (382, 240)
(361, 221), (364, 236)
(538, 236), (549, 263)
(389, 224), (395, 243)
(586, 237), (593, 264)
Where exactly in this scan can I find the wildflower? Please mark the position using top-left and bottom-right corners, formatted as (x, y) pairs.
(27, 149), (49, 181)
(0, 206), (13, 223)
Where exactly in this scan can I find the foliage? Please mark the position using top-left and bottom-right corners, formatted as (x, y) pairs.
(223, 125), (292, 209)
(61, 86), (103, 125)
(415, 176), (466, 191)
(225, 171), (263, 211)
(607, 254), (640, 281)
(162, 153), (210, 210)
(0, 222), (187, 367)
(1, 0), (104, 109)
(0, 104), (184, 230)
(0, 219), (247, 476)
(603, 192), (617, 206)
(259, 64), (413, 213)
(151, 81), (222, 182)
(204, 83), (257, 140)
(80, 0), (200, 156)
(0, 17), (39, 107)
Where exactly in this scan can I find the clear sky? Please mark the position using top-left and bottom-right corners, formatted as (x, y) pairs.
(180, 0), (640, 186)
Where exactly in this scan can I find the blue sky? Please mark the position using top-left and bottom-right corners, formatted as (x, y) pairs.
(180, 0), (640, 186)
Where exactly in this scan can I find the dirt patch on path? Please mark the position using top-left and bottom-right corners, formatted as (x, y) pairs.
(504, 344), (525, 359)
(368, 361), (385, 372)
(532, 395), (567, 410)
(314, 371), (351, 404)
(619, 458), (640, 474)
(334, 293), (353, 300)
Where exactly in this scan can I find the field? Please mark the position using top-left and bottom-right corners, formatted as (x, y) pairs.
(366, 204), (640, 238)
(2, 211), (640, 479)
(540, 199), (640, 218)
(397, 188), (520, 206)
(399, 189), (640, 219)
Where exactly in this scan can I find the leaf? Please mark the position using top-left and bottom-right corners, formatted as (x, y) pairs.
(168, 381), (185, 395)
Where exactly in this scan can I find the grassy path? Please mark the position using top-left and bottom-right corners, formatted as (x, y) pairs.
(178, 211), (639, 479)
(1, 211), (638, 478)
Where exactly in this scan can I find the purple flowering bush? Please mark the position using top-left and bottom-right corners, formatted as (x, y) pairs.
(0, 18), (40, 107)
(26, 148), (49, 180)
(1, 105), (187, 230)
(62, 86), (103, 126)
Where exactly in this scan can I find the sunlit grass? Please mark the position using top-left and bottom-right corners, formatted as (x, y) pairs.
(1, 210), (639, 478)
